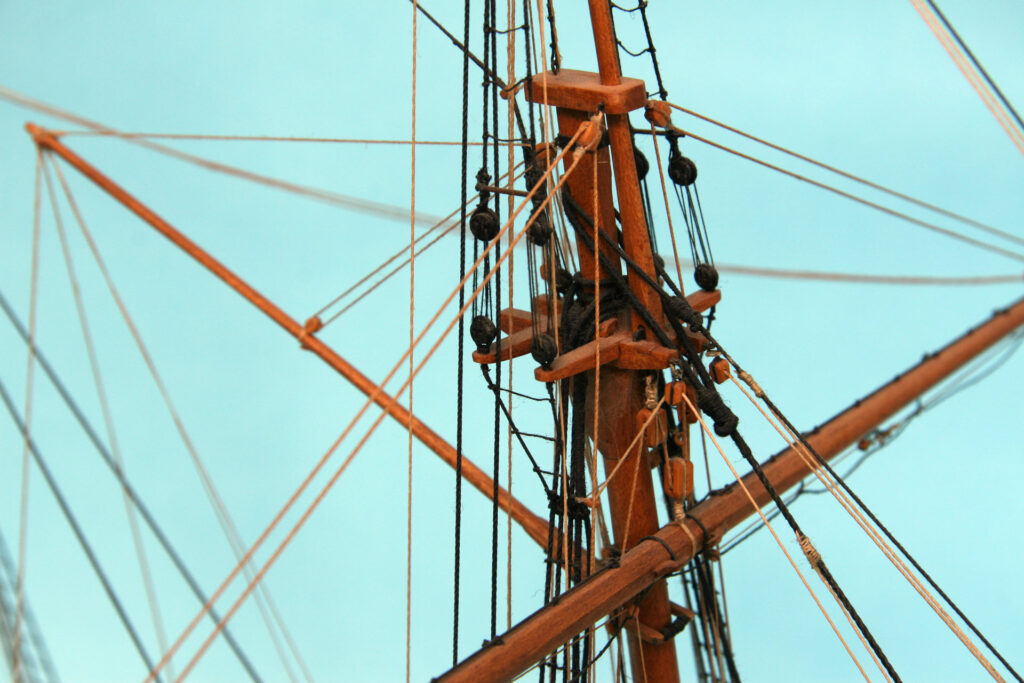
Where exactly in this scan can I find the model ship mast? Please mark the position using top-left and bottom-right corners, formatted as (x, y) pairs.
(16, 1), (1024, 678)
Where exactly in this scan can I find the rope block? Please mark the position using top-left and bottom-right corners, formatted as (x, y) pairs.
(533, 142), (557, 172)
(636, 407), (668, 447)
(663, 456), (693, 500)
(674, 385), (699, 425)
(644, 100), (672, 128)
(664, 380), (685, 406)
(709, 357), (731, 384)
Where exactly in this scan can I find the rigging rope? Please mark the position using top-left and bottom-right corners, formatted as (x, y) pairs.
(921, 0), (1024, 137)
(908, 0), (1024, 157)
(45, 158), (311, 683)
(42, 156), (176, 680)
(0, 527), (59, 683)
(721, 340), (1024, 681)
(678, 392), (874, 682)
(673, 127), (1024, 263)
(712, 263), (1024, 286)
(0, 289), (266, 681)
(406, 4), (417, 680)
(149, 125), (591, 682)
(669, 104), (1024, 249)
(730, 376), (1006, 680)
(0, 84), (448, 231)
(52, 131), (484, 145)
(0, 379), (164, 680)
(452, 0), (471, 664)
(504, 0), (517, 633)
(649, 123), (686, 289)
(13, 149), (43, 683)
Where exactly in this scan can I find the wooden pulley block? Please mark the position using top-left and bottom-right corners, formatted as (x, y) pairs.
(664, 381), (685, 406)
(534, 142), (557, 172)
(538, 259), (551, 282)
(644, 100), (672, 128)
(673, 383), (699, 424)
(663, 456), (693, 500)
(709, 356), (731, 384)
(575, 114), (605, 155)
(635, 407), (668, 447)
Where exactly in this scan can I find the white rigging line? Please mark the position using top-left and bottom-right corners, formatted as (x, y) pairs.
(47, 157), (313, 683)
(42, 155), (174, 678)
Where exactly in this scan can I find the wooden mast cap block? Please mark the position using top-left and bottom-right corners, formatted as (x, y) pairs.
(525, 69), (647, 114)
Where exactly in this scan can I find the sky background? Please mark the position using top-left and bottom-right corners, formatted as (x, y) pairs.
(0, 1), (1022, 682)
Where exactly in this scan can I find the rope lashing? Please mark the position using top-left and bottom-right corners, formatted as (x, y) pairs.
(737, 369), (765, 398)
(797, 532), (823, 567)
(664, 294), (703, 329)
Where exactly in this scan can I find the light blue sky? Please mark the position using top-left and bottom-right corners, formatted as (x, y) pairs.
(0, 2), (1022, 682)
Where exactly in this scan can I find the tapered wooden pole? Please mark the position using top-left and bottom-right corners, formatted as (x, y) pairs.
(437, 296), (1024, 682)
(586, 0), (665, 323)
(582, 2), (680, 680)
(27, 123), (552, 551)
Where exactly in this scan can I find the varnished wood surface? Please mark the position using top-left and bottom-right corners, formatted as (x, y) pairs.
(438, 296), (1024, 682)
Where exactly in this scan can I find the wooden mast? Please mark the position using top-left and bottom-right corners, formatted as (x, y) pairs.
(439, 296), (1024, 681)
(519, 1), (684, 680)
(579, 2), (679, 680)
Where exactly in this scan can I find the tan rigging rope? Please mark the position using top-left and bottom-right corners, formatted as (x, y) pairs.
(908, 0), (1024, 158)
(505, 0), (518, 633)
(669, 103), (1024, 249)
(12, 148), (44, 683)
(406, 3), (418, 681)
(666, 126), (1024, 264)
(678, 393), (875, 682)
(42, 156), (177, 679)
(313, 164), (525, 328)
(730, 373), (1005, 680)
(148, 123), (592, 683)
(43, 156), (313, 683)
(52, 131), (484, 145)
(0, 86), (447, 228)
(650, 123), (686, 290)
(712, 263), (1023, 285)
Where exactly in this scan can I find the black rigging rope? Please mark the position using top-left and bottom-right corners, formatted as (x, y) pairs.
(480, 365), (553, 496)
(723, 340), (1024, 682)
(451, 0), (471, 665)
(610, 0), (667, 100)
(0, 290), (264, 682)
(0, 378), (163, 681)
(0, 527), (60, 683)
(923, 0), (1024, 137)
(561, 191), (904, 682)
